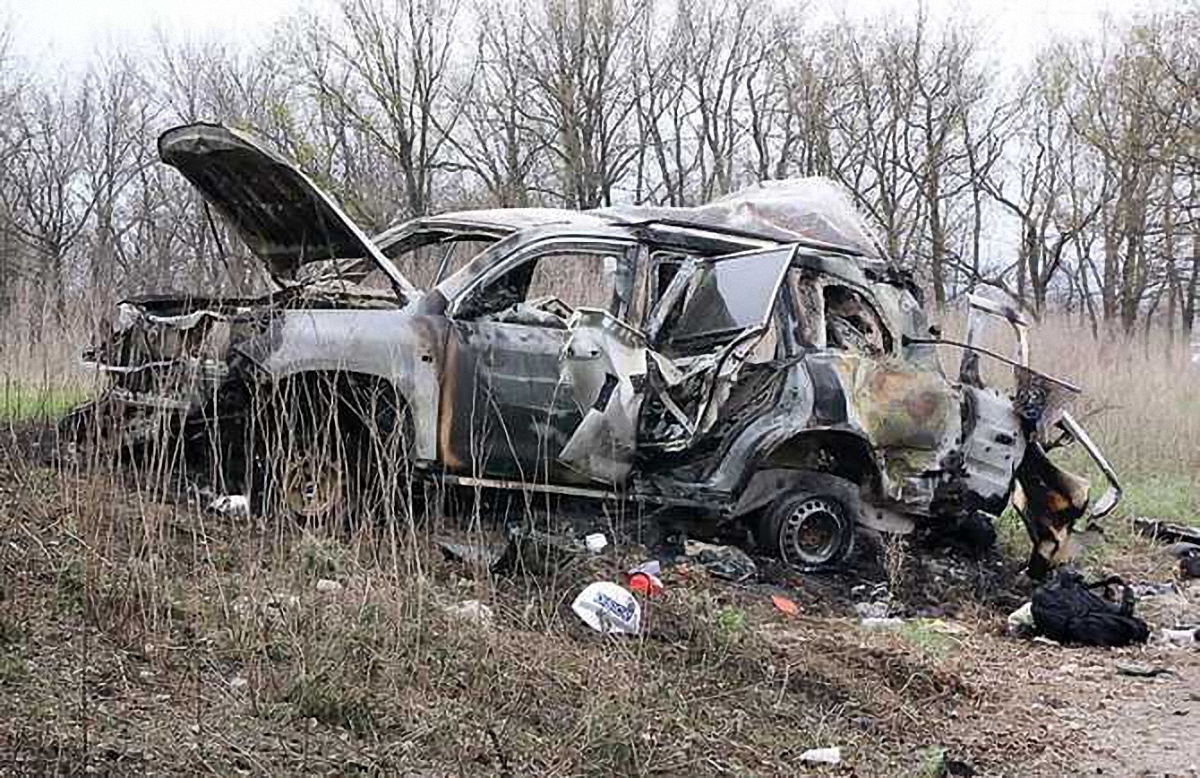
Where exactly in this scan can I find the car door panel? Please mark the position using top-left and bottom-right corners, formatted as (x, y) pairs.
(440, 321), (580, 482)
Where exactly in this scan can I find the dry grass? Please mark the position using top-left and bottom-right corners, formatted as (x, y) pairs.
(1027, 314), (1200, 482)
(1, 458), (1078, 776)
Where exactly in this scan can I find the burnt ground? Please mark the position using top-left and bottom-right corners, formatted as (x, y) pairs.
(0, 426), (1198, 777)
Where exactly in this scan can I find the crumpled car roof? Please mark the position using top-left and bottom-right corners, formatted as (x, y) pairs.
(391, 178), (885, 258)
(595, 178), (886, 258)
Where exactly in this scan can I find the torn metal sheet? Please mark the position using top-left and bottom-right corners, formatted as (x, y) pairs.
(558, 309), (648, 484)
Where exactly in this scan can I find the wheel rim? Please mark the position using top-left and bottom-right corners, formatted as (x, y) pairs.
(282, 453), (343, 519)
(780, 496), (846, 565)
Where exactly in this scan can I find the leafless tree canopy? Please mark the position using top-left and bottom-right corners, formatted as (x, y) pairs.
(0, 0), (1197, 339)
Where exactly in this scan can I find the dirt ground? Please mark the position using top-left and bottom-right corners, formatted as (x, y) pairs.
(0, 428), (1197, 777)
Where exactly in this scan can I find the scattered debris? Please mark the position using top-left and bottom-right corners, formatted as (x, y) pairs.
(584, 533), (608, 554)
(1116, 662), (1172, 678)
(315, 578), (343, 593)
(772, 595), (800, 616)
(208, 494), (249, 518)
(571, 582), (641, 635)
(1132, 582), (1177, 598)
(623, 560), (665, 596)
(443, 600), (494, 628)
(1134, 518), (1200, 546)
(1007, 602), (1035, 638)
(627, 572), (664, 597)
(229, 676), (248, 689)
(437, 539), (506, 569)
(629, 560), (661, 576)
(1158, 628), (1199, 647)
(855, 600), (891, 620)
(685, 540), (757, 582)
(1031, 569), (1149, 647)
(798, 746), (842, 765)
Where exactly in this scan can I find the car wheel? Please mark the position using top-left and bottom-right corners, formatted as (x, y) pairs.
(246, 376), (414, 523)
(248, 386), (349, 522)
(759, 482), (858, 568)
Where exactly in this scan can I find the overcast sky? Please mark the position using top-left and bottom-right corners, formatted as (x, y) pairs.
(1, 0), (1170, 72)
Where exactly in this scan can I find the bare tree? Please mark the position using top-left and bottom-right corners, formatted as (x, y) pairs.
(297, 0), (471, 220)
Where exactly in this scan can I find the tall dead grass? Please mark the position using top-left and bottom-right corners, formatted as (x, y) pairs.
(1025, 314), (1199, 480)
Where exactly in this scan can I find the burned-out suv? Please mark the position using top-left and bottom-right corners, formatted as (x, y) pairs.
(73, 123), (1121, 575)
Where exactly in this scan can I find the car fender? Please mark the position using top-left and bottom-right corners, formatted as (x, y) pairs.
(241, 310), (447, 461)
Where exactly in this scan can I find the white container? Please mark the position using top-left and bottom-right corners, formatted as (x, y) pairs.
(584, 533), (608, 554)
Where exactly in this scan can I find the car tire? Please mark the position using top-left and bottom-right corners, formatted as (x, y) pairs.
(247, 381), (347, 522)
(246, 376), (413, 523)
(756, 475), (859, 568)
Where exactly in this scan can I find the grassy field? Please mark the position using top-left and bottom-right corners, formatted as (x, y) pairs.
(0, 310), (1196, 776)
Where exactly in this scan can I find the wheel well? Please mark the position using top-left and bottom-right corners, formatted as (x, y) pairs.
(763, 430), (881, 492)
(237, 370), (413, 463)
(261, 371), (408, 420)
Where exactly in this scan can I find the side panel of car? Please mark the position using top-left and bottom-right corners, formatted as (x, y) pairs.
(253, 310), (448, 461)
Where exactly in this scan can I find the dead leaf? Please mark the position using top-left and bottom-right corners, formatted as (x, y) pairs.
(772, 595), (800, 617)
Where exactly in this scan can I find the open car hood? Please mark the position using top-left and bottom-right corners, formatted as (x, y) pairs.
(158, 123), (415, 296)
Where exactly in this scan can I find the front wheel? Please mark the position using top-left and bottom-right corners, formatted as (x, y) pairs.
(755, 476), (859, 568)
(245, 375), (413, 523)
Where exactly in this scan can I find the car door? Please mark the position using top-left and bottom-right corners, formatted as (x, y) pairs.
(438, 237), (639, 484)
(557, 246), (796, 485)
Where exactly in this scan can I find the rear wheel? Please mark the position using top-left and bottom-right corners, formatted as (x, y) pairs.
(756, 476), (859, 568)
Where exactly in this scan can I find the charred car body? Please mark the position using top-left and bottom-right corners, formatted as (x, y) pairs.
(72, 123), (1122, 575)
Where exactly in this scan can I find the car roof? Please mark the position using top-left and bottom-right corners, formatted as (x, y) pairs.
(375, 209), (619, 243)
(378, 204), (869, 258)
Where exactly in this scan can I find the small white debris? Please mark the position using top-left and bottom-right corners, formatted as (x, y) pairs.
(1006, 602), (1035, 636)
(584, 533), (608, 554)
(315, 578), (343, 593)
(207, 494), (250, 518)
(859, 617), (905, 631)
(854, 601), (890, 620)
(1159, 628), (1198, 647)
(443, 599), (494, 627)
(229, 676), (248, 689)
(799, 746), (842, 765)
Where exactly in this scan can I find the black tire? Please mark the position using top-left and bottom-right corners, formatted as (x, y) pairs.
(246, 375), (413, 523)
(755, 474), (859, 568)
(247, 379), (345, 521)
